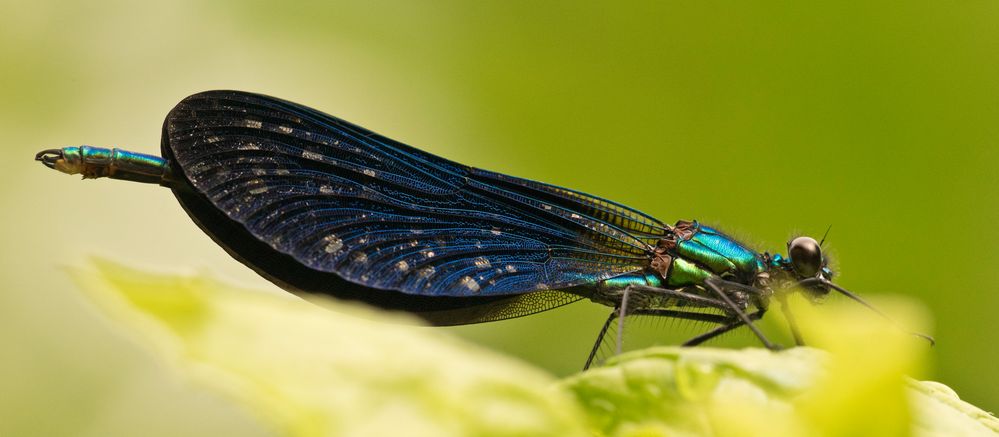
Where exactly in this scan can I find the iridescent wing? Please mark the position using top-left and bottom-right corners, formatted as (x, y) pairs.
(163, 91), (667, 305)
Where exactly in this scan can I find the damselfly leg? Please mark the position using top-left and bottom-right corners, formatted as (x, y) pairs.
(583, 281), (773, 369)
(583, 307), (738, 369)
(682, 309), (767, 346)
(703, 277), (779, 350)
(584, 311), (617, 370)
(797, 277), (936, 346)
(617, 285), (631, 356)
(776, 293), (805, 346)
(611, 284), (734, 357)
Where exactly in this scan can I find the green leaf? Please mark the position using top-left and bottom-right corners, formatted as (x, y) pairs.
(561, 296), (999, 437)
(72, 260), (998, 437)
(74, 259), (590, 437)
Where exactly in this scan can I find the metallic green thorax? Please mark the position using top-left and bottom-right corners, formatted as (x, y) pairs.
(666, 222), (766, 287)
(587, 220), (774, 299)
(659, 221), (767, 288)
(585, 220), (777, 310)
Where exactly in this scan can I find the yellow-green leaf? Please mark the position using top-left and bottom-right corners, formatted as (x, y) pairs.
(560, 296), (999, 437)
(73, 260), (998, 437)
(74, 259), (589, 437)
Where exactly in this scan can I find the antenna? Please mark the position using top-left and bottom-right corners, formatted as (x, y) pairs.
(819, 225), (833, 247)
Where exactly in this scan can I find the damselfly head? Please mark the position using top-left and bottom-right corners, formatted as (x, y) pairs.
(785, 236), (835, 299)
(787, 236), (826, 278)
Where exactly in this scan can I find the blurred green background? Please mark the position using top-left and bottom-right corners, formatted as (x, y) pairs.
(2, 1), (997, 435)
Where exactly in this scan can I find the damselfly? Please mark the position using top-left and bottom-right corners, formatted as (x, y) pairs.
(36, 90), (931, 368)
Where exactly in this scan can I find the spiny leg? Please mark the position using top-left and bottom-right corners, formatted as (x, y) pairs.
(584, 308), (736, 370)
(629, 307), (765, 346)
(622, 284), (731, 311)
(607, 284), (729, 365)
(682, 309), (766, 346)
(584, 309), (618, 370)
(703, 277), (779, 350)
(586, 284), (726, 370)
(798, 277), (936, 346)
(584, 282), (767, 370)
(776, 294), (805, 346)
(646, 278), (778, 347)
(617, 285), (632, 355)
(629, 308), (732, 323)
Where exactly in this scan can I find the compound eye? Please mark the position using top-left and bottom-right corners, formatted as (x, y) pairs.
(788, 236), (822, 278)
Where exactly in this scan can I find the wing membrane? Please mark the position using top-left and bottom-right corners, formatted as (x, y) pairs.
(164, 90), (667, 297)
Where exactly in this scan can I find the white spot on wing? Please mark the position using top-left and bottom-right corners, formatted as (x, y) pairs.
(362, 169), (376, 177)
(395, 260), (410, 272)
(473, 257), (491, 268)
(459, 276), (480, 293)
(247, 179), (268, 194)
(302, 150), (323, 160)
(323, 235), (343, 253)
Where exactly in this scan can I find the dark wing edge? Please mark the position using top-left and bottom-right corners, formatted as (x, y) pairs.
(169, 181), (584, 324)
(163, 90), (667, 302)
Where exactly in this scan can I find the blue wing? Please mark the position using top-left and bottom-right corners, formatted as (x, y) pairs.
(164, 91), (667, 298)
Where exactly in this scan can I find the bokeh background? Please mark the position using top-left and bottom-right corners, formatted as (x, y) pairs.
(2, 1), (997, 435)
